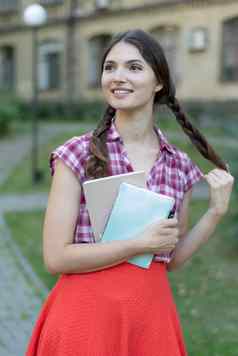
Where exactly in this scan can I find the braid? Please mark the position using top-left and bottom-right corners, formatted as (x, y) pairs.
(167, 97), (228, 172)
(85, 105), (116, 179)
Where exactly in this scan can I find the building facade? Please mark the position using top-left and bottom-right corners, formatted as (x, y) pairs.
(0, 0), (238, 103)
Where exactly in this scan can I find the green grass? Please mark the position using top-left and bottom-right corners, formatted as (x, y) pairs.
(4, 195), (238, 355)
(6, 118), (90, 138)
(2, 120), (238, 355)
(157, 114), (223, 137)
(169, 197), (238, 355)
(4, 209), (58, 290)
(0, 119), (233, 195)
(0, 127), (87, 194)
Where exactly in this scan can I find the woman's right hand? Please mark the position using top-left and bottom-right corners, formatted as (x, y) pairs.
(134, 218), (179, 255)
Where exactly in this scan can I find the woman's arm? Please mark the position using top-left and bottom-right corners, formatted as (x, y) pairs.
(167, 169), (234, 272)
(43, 159), (144, 275)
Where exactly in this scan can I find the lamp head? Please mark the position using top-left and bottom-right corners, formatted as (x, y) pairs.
(23, 4), (47, 27)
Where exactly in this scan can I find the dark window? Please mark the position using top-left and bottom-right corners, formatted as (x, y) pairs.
(221, 18), (238, 82)
(39, 0), (63, 6)
(47, 52), (61, 89)
(88, 34), (111, 88)
(38, 42), (63, 91)
(0, 0), (18, 12)
(0, 46), (15, 91)
(151, 27), (181, 85)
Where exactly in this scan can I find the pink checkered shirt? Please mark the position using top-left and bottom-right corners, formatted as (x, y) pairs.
(50, 120), (203, 263)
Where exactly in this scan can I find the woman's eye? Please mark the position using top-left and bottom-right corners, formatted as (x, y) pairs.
(130, 65), (142, 71)
(103, 64), (142, 71)
(103, 65), (113, 71)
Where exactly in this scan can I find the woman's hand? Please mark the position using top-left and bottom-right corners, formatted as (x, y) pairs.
(204, 168), (234, 217)
(134, 218), (179, 255)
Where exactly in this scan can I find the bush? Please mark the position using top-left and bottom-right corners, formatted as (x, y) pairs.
(183, 99), (238, 126)
(0, 94), (22, 137)
(0, 97), (107, 137)
(33, 99), (106, 122)
(14, 99), (106, 123)
(1, 95), (238, 138)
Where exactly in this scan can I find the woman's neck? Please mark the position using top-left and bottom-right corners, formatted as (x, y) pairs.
(114, 109), (156, 145)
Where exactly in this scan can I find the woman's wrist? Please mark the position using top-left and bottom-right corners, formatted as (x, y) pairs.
(130, 233), (148, 255)
(206, 207), (224, 223)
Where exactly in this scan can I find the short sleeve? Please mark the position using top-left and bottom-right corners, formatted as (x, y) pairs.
(183, 157), (203, 193)
(49, 136), (85, 181)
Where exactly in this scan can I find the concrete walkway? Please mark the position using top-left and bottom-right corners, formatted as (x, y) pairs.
(0, 120), (236, 355)
(0, 122), (94, 356)
(0, 122), (94, 185)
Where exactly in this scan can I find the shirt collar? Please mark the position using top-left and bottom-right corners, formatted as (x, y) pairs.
(107, 119), (121, 142)
(107, 118), (176, 155)
(153, 126), (176, 154)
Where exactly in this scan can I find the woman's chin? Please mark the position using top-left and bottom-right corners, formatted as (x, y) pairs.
(108, 102), (139, 112)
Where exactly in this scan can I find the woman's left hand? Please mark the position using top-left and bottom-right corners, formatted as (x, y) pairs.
(204, 168), (234, 217)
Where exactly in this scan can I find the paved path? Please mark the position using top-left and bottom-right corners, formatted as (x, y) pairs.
(0, 215), (47, 355)
(0, 122), (94, 185)
(0, 122), (94, 356)
(0, 120), (236, 355)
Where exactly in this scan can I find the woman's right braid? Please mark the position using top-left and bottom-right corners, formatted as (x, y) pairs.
(167, 97), (228, 172)
(86, 105), (116, 179)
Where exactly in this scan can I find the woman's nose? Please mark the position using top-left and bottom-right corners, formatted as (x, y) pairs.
(112, 68), (126, 81)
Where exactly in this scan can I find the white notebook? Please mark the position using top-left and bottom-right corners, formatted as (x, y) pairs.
(101, 183), (175, 268)
(83, 171), (146, 242)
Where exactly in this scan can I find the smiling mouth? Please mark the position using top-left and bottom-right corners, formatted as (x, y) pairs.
(111, 89), (134, 98)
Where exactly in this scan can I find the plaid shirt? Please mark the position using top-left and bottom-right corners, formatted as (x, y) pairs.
(50, 121), (203, 263)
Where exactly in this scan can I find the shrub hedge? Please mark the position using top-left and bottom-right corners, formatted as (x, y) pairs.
(0, 95), (238, 137)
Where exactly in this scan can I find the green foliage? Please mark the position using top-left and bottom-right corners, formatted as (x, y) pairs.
(4, 196), (238, 354)
(33, 101), (104, 121)
(0, 97), (105, 138)
(169, 199), (238, 355)
(183, 99), (238, 122)
(0, 129), (86, 194)
(2, 121), (238, 354)
(4, 210), (57, 290)
(0, 94), (22, 137)
(1, 95), (238, 139)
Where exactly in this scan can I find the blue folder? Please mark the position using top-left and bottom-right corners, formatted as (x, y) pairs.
(101, 183), (175, 269)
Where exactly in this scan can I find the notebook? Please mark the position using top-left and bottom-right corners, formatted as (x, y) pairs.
(83, 171), (147, 242)
(101, 183), (175, 269)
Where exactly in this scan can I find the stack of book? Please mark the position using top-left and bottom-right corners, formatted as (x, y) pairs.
(83, 172), (175, 269)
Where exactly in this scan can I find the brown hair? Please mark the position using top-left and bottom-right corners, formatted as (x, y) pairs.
(86, 29), (228, 179)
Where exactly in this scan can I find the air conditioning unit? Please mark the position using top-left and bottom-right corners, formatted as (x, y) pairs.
(95, 0), (109, 10)
(187, 28), (208, 52)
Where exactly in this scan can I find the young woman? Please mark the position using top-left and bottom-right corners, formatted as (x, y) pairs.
(26, 29), (234, 356)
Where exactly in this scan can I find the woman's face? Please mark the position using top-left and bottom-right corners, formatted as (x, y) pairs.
(101, 41), (162, 112)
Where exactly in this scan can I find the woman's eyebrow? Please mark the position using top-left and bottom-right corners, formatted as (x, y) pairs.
(104, 59), (144, 64)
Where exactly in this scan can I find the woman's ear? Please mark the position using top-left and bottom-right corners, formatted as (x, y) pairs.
(155, 84), (163, 93)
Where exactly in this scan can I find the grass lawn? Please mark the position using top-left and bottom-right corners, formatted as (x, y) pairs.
(169, 197), (238, 355)
(0, 127), (87, 195)
(0, 118), (227, 195)
(4, 209), (57, 290)
(4, 196), (238, 356)
(2, 120), (238, 355)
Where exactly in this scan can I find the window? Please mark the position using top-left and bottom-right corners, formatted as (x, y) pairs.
(187, 27), (208, 52)
(39, 0), (63, 6)
(0, 46), (15, 91)
(150, 26), (181, 84)
(0, 0), (17, 12)
(221, 18), (238, 82)
(38, 41), (63, 91)
(88, 34), (111, 88)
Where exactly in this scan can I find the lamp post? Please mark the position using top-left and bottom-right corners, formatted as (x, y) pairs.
(23, 4), (47, 184)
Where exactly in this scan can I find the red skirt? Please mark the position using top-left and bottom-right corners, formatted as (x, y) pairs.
(26, 261), (187, 356)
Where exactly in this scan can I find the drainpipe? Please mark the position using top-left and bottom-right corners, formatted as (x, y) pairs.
(65, 0), (78, 116)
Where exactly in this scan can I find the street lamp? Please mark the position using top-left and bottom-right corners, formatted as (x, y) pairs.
(23, 4), (47, 184)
